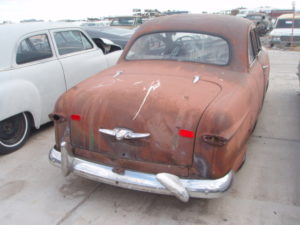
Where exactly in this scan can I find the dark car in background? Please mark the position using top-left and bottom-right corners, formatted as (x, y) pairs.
(110, 16), (143, 29)
(83, 27), (134, 50)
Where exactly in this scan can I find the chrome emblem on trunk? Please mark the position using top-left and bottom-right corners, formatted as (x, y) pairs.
(99, 128), (150, 141)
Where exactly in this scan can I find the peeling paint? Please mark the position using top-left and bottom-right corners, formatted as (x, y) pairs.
(113, 71), (123, 78)
(133, 81), (144, 85)
(193, 75), (200, 84)
(93, 80), (116, 88)
(193, 155), (209, 178)
(132, 80), (160, 120)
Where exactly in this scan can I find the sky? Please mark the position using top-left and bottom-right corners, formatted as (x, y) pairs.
(0, 0), (298, 22)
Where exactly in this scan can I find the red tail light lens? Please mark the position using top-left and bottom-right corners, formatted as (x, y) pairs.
(202, 135), (228, 146)
(179, 129), (194, 138)
(71, 114), (81, 121)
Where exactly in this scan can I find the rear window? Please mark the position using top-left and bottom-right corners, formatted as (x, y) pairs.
(276, 19), (300, 28)
(126, 32), (230, 66)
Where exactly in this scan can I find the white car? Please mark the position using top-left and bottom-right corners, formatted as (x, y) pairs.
(269, 13), (300, 47)
(0, 22), (122, 154)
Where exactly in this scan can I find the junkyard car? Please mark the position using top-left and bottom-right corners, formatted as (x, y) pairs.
(245, 13), (272, 35)
(110, 16), (143, 29)
(49, 14), (270, 202)
(84, 26), (134, 49)
(269, 13), (300, 47)
(0, 22), (122, 154)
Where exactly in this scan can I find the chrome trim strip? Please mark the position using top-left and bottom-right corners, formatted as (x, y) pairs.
(49, 146), (233, 201)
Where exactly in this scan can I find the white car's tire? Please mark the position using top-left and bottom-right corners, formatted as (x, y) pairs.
(0, 113), (30, 154)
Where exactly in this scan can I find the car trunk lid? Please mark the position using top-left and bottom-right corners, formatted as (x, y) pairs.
(69, 67), (221, 167)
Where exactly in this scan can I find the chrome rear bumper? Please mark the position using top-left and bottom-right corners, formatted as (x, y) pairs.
(49, 142), (234, 202)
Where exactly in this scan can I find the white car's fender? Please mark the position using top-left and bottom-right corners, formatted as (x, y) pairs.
(0, 79), (42, 128)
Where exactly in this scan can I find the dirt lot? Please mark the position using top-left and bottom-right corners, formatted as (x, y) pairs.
(0, 50), (299, 225)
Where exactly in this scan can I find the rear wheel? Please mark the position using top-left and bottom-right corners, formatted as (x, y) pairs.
(0, 113), (30, 154)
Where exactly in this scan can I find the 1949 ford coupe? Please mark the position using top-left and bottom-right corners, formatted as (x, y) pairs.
(49, 14), (270, 202)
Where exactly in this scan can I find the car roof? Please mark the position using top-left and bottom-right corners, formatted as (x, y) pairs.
(0, 22), (81, 70)
(121, 14), (253, 72)
(278, 13), (300, 19)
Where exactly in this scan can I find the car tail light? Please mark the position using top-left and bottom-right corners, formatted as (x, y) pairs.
(179, 129), (194, 138)
(49, 113), (66, 123)
(202, 135), (228, 146)
(71, 114), (81, 121)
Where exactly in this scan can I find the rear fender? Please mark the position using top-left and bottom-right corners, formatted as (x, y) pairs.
(0, 80), (41, 128)
(193, 86), (254, 178)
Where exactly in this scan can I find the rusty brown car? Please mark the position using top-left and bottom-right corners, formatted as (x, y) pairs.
(49, 14), (270, 202)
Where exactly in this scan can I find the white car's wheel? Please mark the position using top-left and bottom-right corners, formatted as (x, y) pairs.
(0, 113), (30, 154)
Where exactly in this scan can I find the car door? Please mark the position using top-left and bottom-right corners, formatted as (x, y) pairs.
(11, 31), (66, 125)
(50, 28), (108, 90)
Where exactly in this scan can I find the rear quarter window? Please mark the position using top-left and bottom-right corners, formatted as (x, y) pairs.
(16, 34), (53, 64)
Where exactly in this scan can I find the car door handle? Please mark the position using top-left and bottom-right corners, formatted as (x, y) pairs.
(262, 65), (269, 69)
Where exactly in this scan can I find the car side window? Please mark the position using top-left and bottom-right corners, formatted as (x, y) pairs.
(253, 29), (262, 52)
(136, 18), (143, 24)
(248, 33), (255, 65)
(249, 30), (260, 66)
(16, 34), (53, 64)
(54, 30), (93, 55)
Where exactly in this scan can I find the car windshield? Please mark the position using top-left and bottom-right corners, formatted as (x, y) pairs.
(111, 17), (135, 26)
(126, 32), (230, 65)
(276, 19), (300, 28)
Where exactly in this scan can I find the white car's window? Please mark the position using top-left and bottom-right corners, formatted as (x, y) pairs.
(16, 34), (53, 64)
(126, 32), (230, 65)
(54, 30), (93, 55)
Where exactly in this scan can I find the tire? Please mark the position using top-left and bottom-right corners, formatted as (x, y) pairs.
(0, 113), (30, 154)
